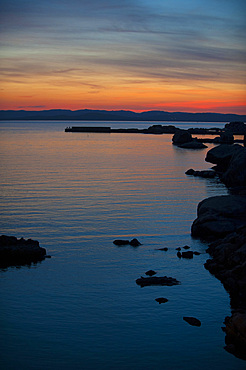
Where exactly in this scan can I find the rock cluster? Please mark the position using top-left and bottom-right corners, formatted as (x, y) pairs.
(0, 235), (47, 268)
(204, 226), (246, 358)
(189, 138), (246, 358)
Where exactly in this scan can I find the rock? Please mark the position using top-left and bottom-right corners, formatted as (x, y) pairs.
(221, 147), (246, 188)
(219, 132), (234, 144)
(204, 226), (246, 309)
(185, 169), (217, 178)
(224, 121), (246, 135)
(113, 239), (130, 246)
(136, 276), (180, 287)
(193, 251), (201, 255)
(223, 311), (246, 360)
(155, 297), (168, 304)
(129, 238), (141, 246)
(157, 247), (168, 251)
(176, 247), (181, 251)
(181, 251), (194, 259)
(0, 235), (47, 268)
(191, 195), (246, 241)
(172, 129), (192, 145)
(183, 245), (190, 249)
(113, 238), (141, 246)
(145, 270), (157, 276)
(185, 168), (195, 175)
(183, 317), (201, 327)
(177, 251), (182, 258)
(179, 141), (207, 149)
(205, 144), (243, 170)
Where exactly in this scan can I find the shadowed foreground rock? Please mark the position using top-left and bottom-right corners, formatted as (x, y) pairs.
(136, 276), (180, 287)
(203, 225), (246, 359)
(0, 235), (47, 268)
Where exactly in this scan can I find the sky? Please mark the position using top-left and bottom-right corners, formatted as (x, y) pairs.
(0, 0), (246, 113)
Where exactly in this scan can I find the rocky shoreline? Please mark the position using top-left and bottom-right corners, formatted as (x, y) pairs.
(184, 123), (246, 359)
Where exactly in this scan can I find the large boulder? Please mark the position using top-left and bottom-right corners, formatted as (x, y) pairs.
(221, 147), (246, 187)
(205, 144), (246, 187)
(172, 129), (192, 145)
(205, 144), (243, 168)
(191, 195), (246, 240)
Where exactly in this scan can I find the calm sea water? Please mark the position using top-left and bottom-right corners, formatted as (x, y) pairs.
(0, 121), (245, 369)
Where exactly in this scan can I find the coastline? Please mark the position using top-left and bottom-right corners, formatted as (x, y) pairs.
(186, 127), (246, 359)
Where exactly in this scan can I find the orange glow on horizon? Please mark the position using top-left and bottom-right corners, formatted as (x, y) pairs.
(0, 72), (245, 114)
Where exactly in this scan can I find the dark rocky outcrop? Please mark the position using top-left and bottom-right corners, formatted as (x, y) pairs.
(204, 227), (246, 358)
(224, 121), (246, 135)
(0, 235), (47, 268)
(205, 144), (246, 189)
(136, 276), (180, 287)
(188, 134), (246, 358)
(191, 195), (246, 241)
(183, 317), (201, 327)
(204, 226), (246, 310)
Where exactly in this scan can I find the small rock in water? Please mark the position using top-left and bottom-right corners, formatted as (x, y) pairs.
(129, 238), (141, 247)
(155, 297), (168, 304)
(193, 251), (201, 255)
(183, 316), (201, 327)
(176, 247), (181, 251)
(181, 251), (194, 259)
(145, 270), (157, 276)
(177, 251), (182, 258)
(157, 247), (168, 251)
(183, 245), (190, 249)
(113, 239), (130, 246)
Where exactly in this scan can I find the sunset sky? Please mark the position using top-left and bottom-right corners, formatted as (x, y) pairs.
(1, 0), (246, 113)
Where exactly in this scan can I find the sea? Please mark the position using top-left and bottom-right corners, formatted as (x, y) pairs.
(0, 120), (245, 370)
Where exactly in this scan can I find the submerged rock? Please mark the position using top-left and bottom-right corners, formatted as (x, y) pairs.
(183, 317), (201, 327)
(136, 276), (180, 287)
(0, 235), (47, 268)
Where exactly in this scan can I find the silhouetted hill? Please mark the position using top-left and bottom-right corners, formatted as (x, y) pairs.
(0, 109), (245, 122)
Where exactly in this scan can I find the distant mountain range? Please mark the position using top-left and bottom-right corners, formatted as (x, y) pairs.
(0, 109), (245, 122)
